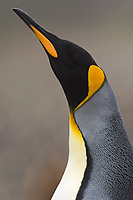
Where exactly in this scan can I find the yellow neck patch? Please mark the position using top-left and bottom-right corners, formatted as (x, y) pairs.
(69, 112), (83, 139)
(75, 65), (105, 111)
(52, 112), (87, 200)
(30, 25), (58, 58)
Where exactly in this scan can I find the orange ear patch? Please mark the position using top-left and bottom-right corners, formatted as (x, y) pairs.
(88, 65), (105, 99)
(75, 65), (105, 111)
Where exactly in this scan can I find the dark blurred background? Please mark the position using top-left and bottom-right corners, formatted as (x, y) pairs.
(0, 1), (133, 199)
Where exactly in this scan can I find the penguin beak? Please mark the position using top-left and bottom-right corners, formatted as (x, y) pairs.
(13, 8), (58, 58)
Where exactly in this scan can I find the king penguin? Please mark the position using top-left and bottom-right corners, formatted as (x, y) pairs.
(13, 8), (133, 200)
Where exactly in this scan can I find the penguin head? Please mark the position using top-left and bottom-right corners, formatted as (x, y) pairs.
(48, 40), (97, 112)
(13, 8), (105, 112)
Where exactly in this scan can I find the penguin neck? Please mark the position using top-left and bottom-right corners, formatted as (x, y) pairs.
(52, 112), (87, 200)
(74, 81), (133, 199)
(75, 81), (121, 148)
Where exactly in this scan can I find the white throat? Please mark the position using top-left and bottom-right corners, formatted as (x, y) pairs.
(51, 113), (87, 200)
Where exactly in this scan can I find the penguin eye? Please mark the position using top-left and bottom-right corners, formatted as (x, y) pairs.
(65, 42), (94, 68)
(65, 43), (84, 65)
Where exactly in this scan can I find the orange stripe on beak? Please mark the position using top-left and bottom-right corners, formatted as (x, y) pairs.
(30, 25), (58, 58)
